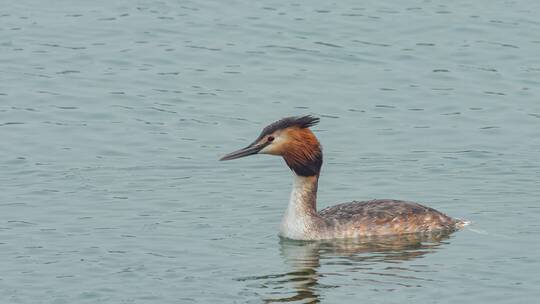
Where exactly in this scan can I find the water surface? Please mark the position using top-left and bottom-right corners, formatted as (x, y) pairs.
(1, 0), (540, 303)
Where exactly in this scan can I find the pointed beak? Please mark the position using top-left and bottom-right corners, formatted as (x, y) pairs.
(219, 142), (267, 161)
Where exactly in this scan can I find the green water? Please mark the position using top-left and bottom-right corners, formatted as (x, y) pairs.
(1, 0), (539, 303)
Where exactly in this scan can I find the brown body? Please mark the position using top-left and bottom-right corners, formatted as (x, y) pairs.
(221, 116), (466, 240)
(319, 199), (461, 236)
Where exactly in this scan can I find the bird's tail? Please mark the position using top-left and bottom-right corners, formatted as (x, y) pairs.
(455, 219), (471, 229)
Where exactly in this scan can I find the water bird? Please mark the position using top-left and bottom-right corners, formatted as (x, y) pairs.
(220, 115), (467, 240)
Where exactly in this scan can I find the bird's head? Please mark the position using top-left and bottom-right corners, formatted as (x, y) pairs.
(220, 115), (323, 176)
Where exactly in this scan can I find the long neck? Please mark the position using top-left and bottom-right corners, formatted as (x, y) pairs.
(288, 174), (319, 214)
(280, 174), (320, 239)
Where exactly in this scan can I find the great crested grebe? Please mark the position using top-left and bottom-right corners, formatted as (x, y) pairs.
(220, 115), (467, 240)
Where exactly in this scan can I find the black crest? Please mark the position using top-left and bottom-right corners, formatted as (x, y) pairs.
(258, 115), (319, 139)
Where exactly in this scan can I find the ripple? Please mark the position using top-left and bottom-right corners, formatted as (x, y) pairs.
(314, 41), (343, 48)
(0, 122), (24, 126)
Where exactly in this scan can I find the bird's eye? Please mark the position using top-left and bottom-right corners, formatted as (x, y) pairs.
(267, 136), (274, 142)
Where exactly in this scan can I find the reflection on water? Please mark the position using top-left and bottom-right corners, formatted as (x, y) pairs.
(239, 232), (452, 303)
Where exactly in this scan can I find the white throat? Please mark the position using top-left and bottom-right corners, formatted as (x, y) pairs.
(279, 174), (319, 240)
